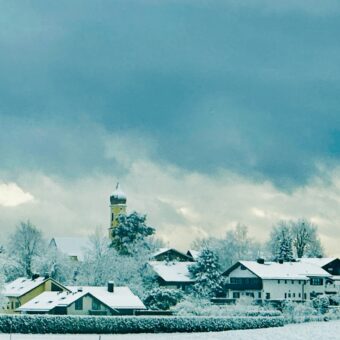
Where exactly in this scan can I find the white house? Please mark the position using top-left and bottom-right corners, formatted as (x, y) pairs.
(17, 282), (146, 315)
(223, 259), (332, 301)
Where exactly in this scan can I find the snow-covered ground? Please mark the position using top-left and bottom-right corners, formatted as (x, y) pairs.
(0, 321), (339, 340)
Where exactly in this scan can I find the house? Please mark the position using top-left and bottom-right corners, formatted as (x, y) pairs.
(222, 259), (332, 302)
(148, 261), (195, 291)
(298, 257), (340, 294)
(2, 275), (68, 314)
(49, 237), (91, 261)
(17, 282), (146, 316)
(152, 248), (195, 262)
(186, 250), (201, 261)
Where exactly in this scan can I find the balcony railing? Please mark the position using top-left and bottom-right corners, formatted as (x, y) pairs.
(225, 281), (263, 290)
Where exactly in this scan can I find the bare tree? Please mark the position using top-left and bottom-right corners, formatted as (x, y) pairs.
(291, 219), (324, 258)
(8, 220), (45, 277)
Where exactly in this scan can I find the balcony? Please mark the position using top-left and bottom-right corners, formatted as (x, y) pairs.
(225, 278), (263, 290)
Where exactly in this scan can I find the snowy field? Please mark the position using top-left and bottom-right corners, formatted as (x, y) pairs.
(0, 321), (339, 340)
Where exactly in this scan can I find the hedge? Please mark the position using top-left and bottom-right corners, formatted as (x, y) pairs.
(0, 315), (284, 334)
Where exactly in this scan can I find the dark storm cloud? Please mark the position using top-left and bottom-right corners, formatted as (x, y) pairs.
(1, 0), (340, 187)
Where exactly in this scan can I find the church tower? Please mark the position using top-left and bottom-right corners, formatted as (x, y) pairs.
(109, 183), (127, 239)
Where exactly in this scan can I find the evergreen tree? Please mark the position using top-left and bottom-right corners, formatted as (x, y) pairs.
(188, 248), (225, 298)
(277, 236), (294, 262)
(110, 212), (155, 255)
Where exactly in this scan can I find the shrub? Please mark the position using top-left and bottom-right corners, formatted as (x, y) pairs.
(0, 314), (284, 334)
(143, 288), (183, 310)
(174, 296), (281, 317)
(312, 295), (330, 314)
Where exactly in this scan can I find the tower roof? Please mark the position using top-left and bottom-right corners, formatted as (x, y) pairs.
(110, 182), (127, 204)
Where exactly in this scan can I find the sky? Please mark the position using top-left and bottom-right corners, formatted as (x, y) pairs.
(0, 0), (340, 256)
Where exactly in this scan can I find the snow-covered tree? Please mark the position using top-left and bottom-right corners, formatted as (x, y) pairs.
(291, 219), (324, 258)
(77, 229), (158, 297)
(110, 212), (155, 255)
(0, 256), (7, 308)
(268, 222), (294, 261)
(8, 221), (45, 277)
(189, 248), (225, 298)
(144, 288), (183, 310)
(268, 219), (324, 260)
(193, 224), (262, 270)
(34, 246), (77, 284)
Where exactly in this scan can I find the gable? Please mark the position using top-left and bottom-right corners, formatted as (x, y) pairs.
(153, 249), (193, 262)
(323, 258), (340, 276)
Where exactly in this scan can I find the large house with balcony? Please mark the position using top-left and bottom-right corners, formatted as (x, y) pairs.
(222, 259), (333, 302)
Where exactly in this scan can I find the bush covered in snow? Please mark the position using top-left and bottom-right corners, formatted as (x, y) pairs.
(144, 288), (183, 310)
(312, 295), (330, 314)
(0, 314), (284, 334)
(174, 296), (280, 317)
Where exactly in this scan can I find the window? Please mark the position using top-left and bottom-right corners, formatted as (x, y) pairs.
(240, 265), (246, 270)
(278, 280), (280, 284)
(75, 298), (83, 311)
(298, 293), (301, 298)
(111, 213), (114, 222)
(265, 293), (270, 300)
(293, 293), (295, 298)
(284, 293), (287, 298)
(258, 292), (261, 299)
(291, 280), (294, 284)
(288, 293), (291, 298)
(233, 292), (240, 299)
(92, 299), (101, 311)
(310, 278), (323, 286)
(285, 280), (287, 284)
(298, 281), (301, 284)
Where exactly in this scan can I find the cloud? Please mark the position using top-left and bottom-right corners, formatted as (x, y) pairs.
(0, 136), (339, 257)
(0, 182), (34, 207)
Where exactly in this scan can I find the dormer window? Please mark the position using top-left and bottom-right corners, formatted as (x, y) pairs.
(240, 265), (246, 270)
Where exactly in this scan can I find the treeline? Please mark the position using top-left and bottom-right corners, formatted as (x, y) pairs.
(0, 213), (325, 311)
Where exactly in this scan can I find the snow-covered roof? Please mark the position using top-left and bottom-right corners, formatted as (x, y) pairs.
(187, 250), (201, 260)
(18, 285), (145, 312)
(50, 237), (91, 261)
(297, 258), (337, 267)
(4, 277), (48, 297)
(239, 261), (331, 280)
(152, 248), (171, 257)
(149, 261), (195, 283)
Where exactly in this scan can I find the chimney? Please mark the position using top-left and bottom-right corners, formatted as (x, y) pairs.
(31, 274), (40, 280)
(77, 287), (83, 292)
(257, 258), (265, 264)
(108, 281), (114, 293)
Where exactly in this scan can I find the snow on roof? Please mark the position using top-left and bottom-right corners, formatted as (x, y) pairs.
(3, 277), (47, 297)
(50, 237), (91, 261)
(297, 258), (337, 267)
(152, 248), (170, 257)
(240, 260), (331, 280)
(149, 261), (195, 283)
(18, 290), (85, 312)
(18, 285), (146, 312)
(187, 250), (201, 260)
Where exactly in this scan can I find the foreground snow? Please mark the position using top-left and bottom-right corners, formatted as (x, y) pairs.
(0, 320), (339, 340)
